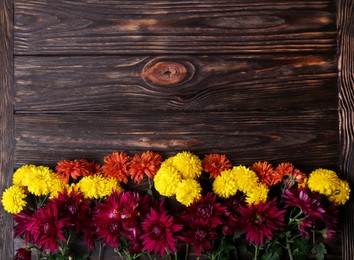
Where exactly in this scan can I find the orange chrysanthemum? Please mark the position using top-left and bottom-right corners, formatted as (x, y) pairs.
(251, 161), (275, 187)
(129, 151), (163, 183)
(101, 152), (131, 183)
(56, 159), (101, 183)
(202, 154), (232, 179)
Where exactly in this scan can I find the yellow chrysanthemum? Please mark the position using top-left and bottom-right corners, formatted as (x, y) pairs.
(175, 179), (202, 206)
(1, 185), (27, 214)
(77, 174), (113, 199)
(233, 165), (259, 193)
(103, 177), (123, 196)
(13, 164), (38, 187)
(26, 166), (56, 196)
(49, 176), (70, 199)
(212, 169), (238, 198)
(160, 157), (175, 168)
(245, 183), (269, 205)
(329, 180), (351, 205)
(171, 152), (202, 179)
(308, 169), (341, 196)
(154, 165), (182, 197)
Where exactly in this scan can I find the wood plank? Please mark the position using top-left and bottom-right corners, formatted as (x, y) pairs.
(15, 54), (337, 112)
(338, 0), (354, 259)
(14, 0), (336, 55)
(14, 111), (339, 172)
(0, 0), (14, 258)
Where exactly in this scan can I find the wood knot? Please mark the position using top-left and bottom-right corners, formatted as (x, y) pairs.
(142, 58), (195, 87)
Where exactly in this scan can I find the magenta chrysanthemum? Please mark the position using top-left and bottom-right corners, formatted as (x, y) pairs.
(94, 190), (142, 248)
(180, 220), (218, 256)
(282, 187), (325, 218)
(181, 192), (226, 228)
(30, 202), (72, 252)
(14, 248), (31, 260)
(141, 205), (183, 257)
(239, 199), (286, 246)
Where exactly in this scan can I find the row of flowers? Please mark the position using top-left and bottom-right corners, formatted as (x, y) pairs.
(1, 151), (351, 260)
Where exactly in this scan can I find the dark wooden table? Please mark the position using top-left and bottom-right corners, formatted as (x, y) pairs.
(1, 0), (353, 259)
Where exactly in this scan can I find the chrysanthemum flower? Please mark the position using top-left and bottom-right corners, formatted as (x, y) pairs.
(181, 192), (226, 228)
(239, 199), (286, 246)
(223, 192), (246, 233)
(1, 185), (27, 214)
(282, 187), (325, 218)
(172, 151), (202, 179)
(212, 169), (238, 198)
(52, 188), (91, 232)
(141, 205), (183, 256)
(322, 203), (338, 239)
(180, 221), (218, 256)
(56, 159), (100, 183)
(154, 165), (182, 197)
(202, 154), (232, 179)
(77, 174), (121, 199)
(14, 210), (36, 244)
(298, 216), (313, 237)
(251, 161), (275, 187)
(233, 165), (259, 194)
(245, 183), (269, 205)
(94, 191), (141, 249)
(328, 179), (350, 205)
(48, 176), (69, 199)
(308, 169), (341, 196)
(31, 202), (72, 252)
(12, 164), (37, 187)
(101, 151), (131, 183)
(129, 151), (162, 183)
(14, 248), (31, 260)
(26, 166), (55, 196)
(175, 179), (202, 206)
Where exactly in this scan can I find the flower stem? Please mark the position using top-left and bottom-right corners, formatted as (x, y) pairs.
(286, 235), (294, 260)
(184, 244), (189, 260)
(254, 245), (259, 260)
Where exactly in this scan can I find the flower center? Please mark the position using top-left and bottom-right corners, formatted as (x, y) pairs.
(194, 228), (207, 241)
(197, 204), (213, 219)
(109, 221), (120, 234)
(43, 222), (57, 235)
(67, 204), (78, 215)
(151, 223), (165, 238)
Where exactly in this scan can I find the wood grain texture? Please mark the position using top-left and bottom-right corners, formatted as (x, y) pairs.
(14, 54), (337, 112)
(0, 0), (14, 259)
(338, 0), (354, 259)
(14, 111), (339, 172)
(14, 0), (336, 55)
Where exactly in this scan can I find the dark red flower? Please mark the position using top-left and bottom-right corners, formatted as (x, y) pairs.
(52, 188), (91, 233)
(94, 191), (142, 248)
(31, 202), (72, 252)
(129, 151), (162, 183)
(14, 210), (36, 244)
(101, 152), (131, 183)
(181, 192), (226, 228)
(56, 159), (100, 183)
(298, 216), (314, 237)
(14, 248), (31, 260)
(282, 187), (325, 218)
(141, 205), (183, 257)
(239, 199), (286, 246)
(322, 203), (338, 239)
(202, 154), (232, 179)
(181, 221), (218, 256)
(222, 192), (246, 233)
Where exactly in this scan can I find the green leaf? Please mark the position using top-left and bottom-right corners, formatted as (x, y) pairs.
(312, 243), (327, 260)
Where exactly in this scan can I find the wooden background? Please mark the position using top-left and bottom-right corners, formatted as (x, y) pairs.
(1, 0), (353, 259)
